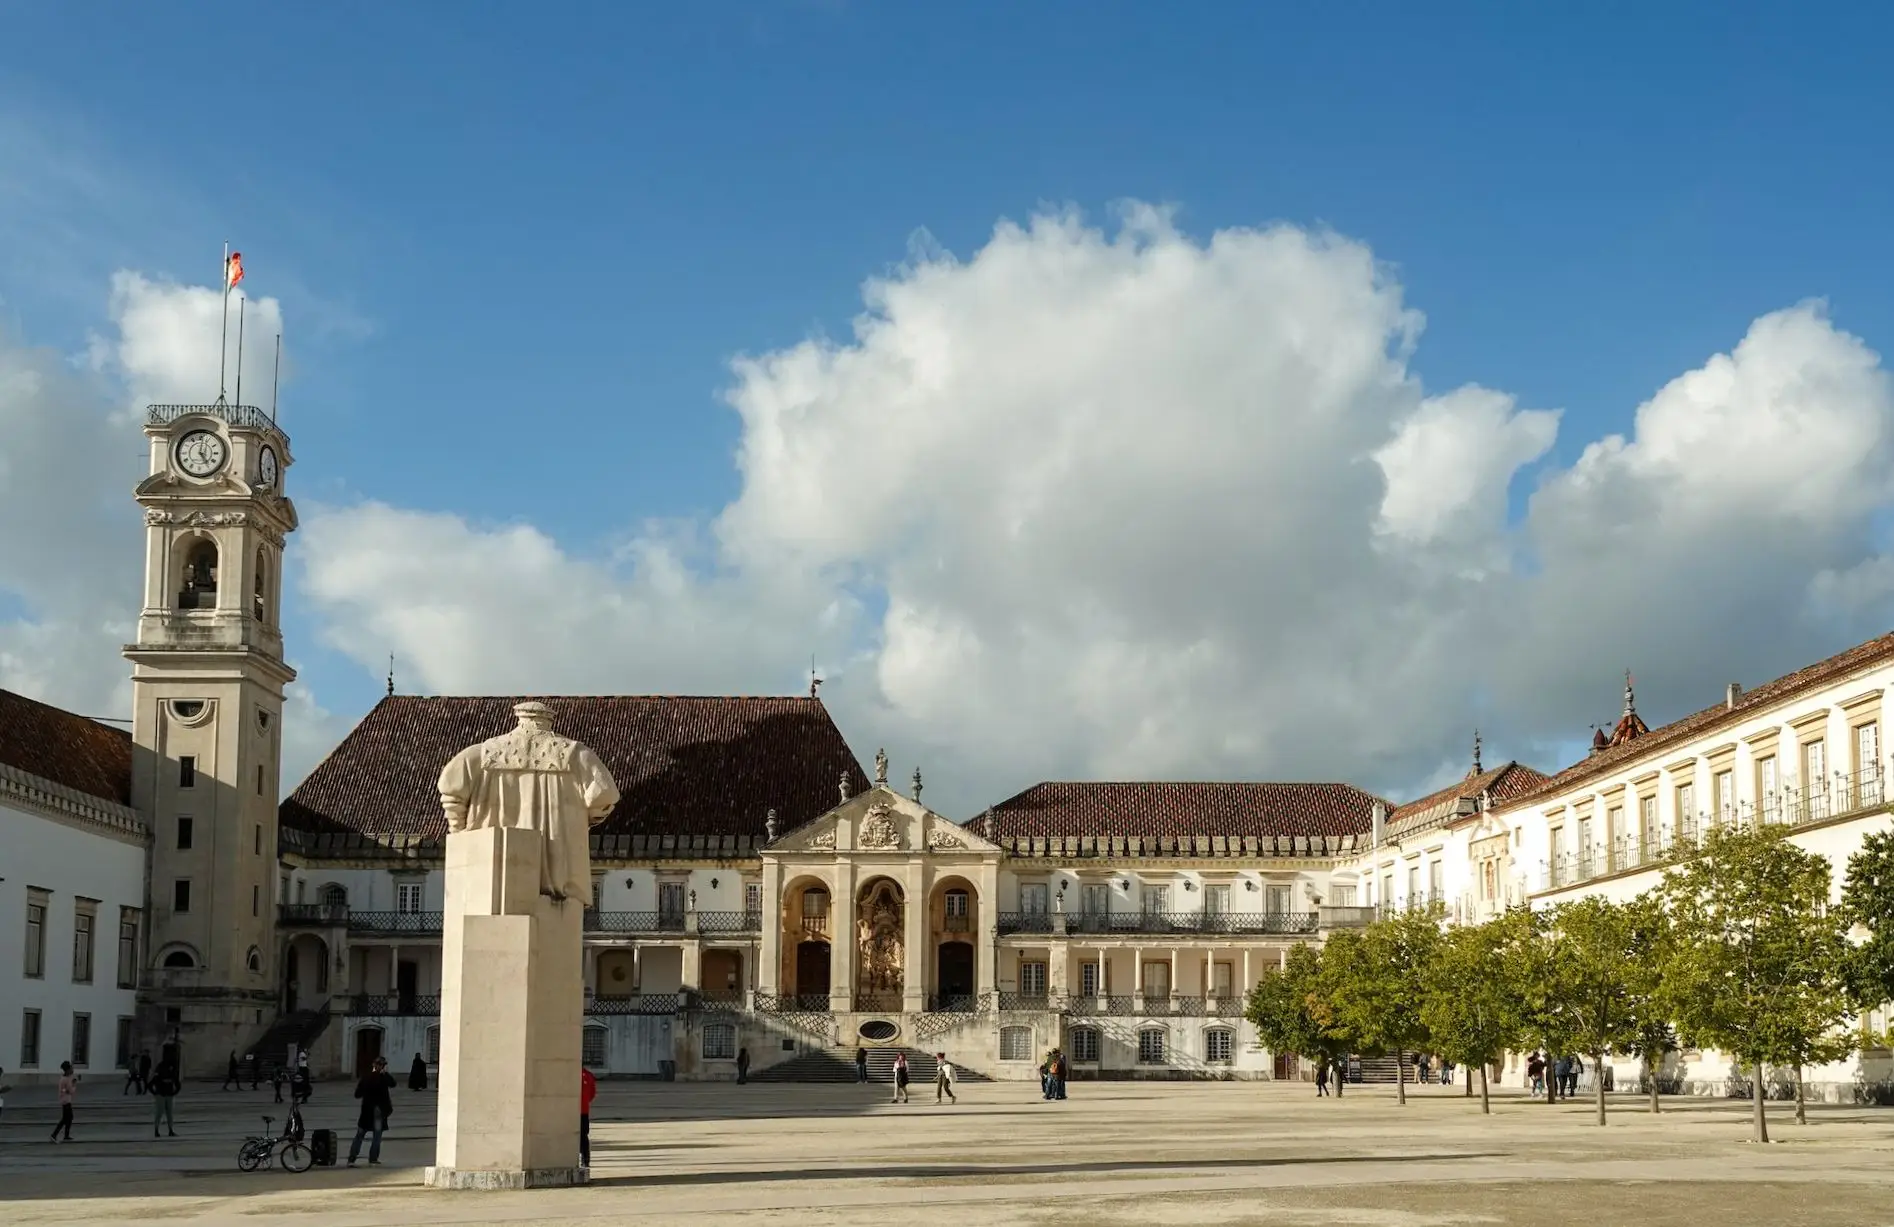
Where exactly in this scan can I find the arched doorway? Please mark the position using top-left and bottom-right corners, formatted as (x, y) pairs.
(352, 1026), (384, 1079)
(936, 943), (974, 1004)
(795, 941), (831, 1008)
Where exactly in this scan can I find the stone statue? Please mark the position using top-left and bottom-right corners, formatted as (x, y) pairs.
(437, 701), (620, 902)
(874, 747), (889, 785)
(857, 884), (905, 995)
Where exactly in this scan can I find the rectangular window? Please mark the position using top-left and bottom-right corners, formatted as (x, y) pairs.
(117, 909), (140, 989)
(999, 1025), (1034, 1061)
(1715, 771), (1734, 820)
(1079, 961), (1101, 997)
(800, 889), (828, 918)
(1577, 816), (1593, 862)
(1069, 1027), (1100, 1063)
(1607, 805), (1623, 859)
(21, 1009), (41, 1066)
(71, 1013), (91, 1067)
(1266, 884), (1292, 915)
(1019, 883), (1049, 915)
(581, 1027), (608, 1067)
(1806, 740), (1827, 789)
(179, 756), (196, 788)
(1143, 885), (1171, 915)
(702, 1022), (736, 1061)
(115, 1017), (135, 1070)
(1381, 874), (1393, 905)
(396, 882), (425, 914)
(1205, 884), (1230, 915)
(71, 903), (95, 983)
(427, 1025), (442, 1064)
(1142, 961), (1170, 999)
(176, 817), (193, 850)
(173, 880), (191, 913)
(1205, 1028), (1233, 1063)
(744, 883), (762, 917)
(1081, 883), (1110, 915)
(1405, 865), (1420, 903)
(1019, 960), (1047, 997)
(1677, 782), (1695, 824)
(1427, 860), (1443, 897)
(1137, 1028), (1166, 1064)
(1860, 722), (1880, 781)
(944, 890), (969, 918)
(1639, 796), (1658, 853)
(658, 882), (686, 918)
(24, 890), (48, 978)
(1331, 884), (1357, 906)
(1212, 961), (1233, 997)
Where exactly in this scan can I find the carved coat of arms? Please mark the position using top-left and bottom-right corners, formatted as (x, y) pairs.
(859, 802), (901, 849)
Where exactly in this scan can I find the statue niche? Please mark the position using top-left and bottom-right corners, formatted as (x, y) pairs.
(855, 880), (905, 1002)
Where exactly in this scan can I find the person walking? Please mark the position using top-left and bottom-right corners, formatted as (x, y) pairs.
(346, 1056), (396, 1167)
(579, 1065), (597, 1167)
(271, 1064), (286, 1103)
(1315, 1058), (1331, 1096)
(124, 1053), (146, 1096)
(1053, 1050), (1069, 1100)
(891, 1052), (910, 1103)
(290, 1062), (312, 1107)
(855, 1046), (869, 1083)
(1039, 1051), (1054, 1100)
(934, 1053), (957, 1104)
(49, 1062), (79, 1142)
(150, 1060), (181, 1138)
(735, 1047), (750, 1085)
(1441, 1058), (1454, 1086)
(407, 1052), (428, 1092)
(222, 1052), (241, 1091)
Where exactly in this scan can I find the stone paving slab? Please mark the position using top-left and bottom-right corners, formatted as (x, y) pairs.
(2, 1080), (1891, 1225)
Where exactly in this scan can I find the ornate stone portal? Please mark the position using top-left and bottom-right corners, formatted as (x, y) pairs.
(425, 702), (620, 1190)
(856, 881), (905, 1000)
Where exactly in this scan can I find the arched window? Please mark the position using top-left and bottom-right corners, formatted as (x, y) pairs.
(1137, 1026), (1167, 1065)
(177, 539), (219, 609)
(999, 1025), (1034, 1061)
(245, 946), (262, 973)
(1204, 1028), (1234, 1064)
(253, 548), (269, 623)
(162, 950), (196, 969)
(319, 883), (348, 908)
(1068, 1026), (1100, 1063)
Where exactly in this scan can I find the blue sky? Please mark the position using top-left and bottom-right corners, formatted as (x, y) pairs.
(3, 2), (1893, 805)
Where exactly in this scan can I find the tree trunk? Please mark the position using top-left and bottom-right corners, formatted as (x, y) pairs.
(1464, 1066), (1472, 1097)
(1478, 1065), (1490, 1115)
(1335, 1058), (1344, 1098)
(1395, 1049), (1406, 1104)
(1646, 1052), (1660, 1115)
(1794, 1066), (1806, 1125)
(1751, 1058), (1769, 1143)
(1594, 1050), (1606, 1126)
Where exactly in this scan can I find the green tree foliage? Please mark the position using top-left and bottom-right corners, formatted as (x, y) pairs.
(1620, 893), (1681, 1115)
(1840, 828), (1894, 1013)
(1659, 824), (1855, 1142)
(1244, 942), (1349, 1096)
(1538, 896), (1656, 1126)
(1324, 906), (1442, 1104)
(1419, 909), (1527, 1114)
(1502, 905), (1573, 1106)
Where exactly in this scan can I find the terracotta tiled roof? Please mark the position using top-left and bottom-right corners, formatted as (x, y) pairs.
(1506, 630), (1894, 811)
(1385, 761), (1551, 837)
(970, 781), (1388, 843)
(0, 687), (133, 806)
(281, 695), (869, 843)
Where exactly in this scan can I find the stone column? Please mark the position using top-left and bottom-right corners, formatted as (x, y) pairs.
(975, 862), (999, 999)
(902, 857), (926, 1012)
(680, 940), (702, 993)
(427, 826), (585, 1189)
(1132, 946), (1146, 1012)
(758, 861), (782, 997)
(831, 858), (856, 1011)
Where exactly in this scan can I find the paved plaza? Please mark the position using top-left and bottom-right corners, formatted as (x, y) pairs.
(1, 1078), (1890, 1225)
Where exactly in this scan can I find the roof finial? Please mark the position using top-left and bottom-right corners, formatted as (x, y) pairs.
(911, 766), (924, 802)
(838, 771), (851, 802)
(1623, 669), (1636, 717)
(764, 808), (778, 842)
(1470, 728), (1483, 777)
(809, 654), (822, 700)
(386, 654), (395, 698)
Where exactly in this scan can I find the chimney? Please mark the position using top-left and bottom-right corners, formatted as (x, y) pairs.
(1371, 801), (1387, 849)
(1726, 682), (1742, 709)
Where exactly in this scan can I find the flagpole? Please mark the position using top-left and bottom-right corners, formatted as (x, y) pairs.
(233, 296), (246, 408)
(218, 241), (230, 402)
(270, 334), (282, 423)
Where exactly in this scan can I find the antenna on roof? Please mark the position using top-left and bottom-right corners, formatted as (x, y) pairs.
(1471, 728), (1483, 776)
(809, 654), (823, 699)
(387, 655), (396, 698)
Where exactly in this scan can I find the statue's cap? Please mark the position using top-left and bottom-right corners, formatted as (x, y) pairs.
(512, 700), (555, 723)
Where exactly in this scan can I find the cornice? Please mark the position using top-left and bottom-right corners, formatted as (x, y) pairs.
(0, 763), (148, 847)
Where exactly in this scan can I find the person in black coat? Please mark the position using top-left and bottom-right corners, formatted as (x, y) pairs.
(408, 1052), (428, 1092)
(348, 1056), (396, 1166)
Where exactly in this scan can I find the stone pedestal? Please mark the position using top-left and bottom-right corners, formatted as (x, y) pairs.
(424, 825), (587, 1189)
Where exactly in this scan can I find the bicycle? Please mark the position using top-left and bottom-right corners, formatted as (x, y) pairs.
(237, 1109), (313, 1173)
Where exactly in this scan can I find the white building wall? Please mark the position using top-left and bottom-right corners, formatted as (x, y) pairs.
(0, 800), (148, 1084)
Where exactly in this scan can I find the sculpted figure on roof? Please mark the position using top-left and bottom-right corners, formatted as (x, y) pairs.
(437, 701), (620, 901)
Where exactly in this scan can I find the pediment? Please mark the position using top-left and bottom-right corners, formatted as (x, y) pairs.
(766, 786), (1000, 857)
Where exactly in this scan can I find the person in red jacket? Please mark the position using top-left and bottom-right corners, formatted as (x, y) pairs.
(579, 1067), (597, 1167)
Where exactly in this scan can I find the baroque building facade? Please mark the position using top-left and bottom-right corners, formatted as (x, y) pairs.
(3, 393), (1893, 1091)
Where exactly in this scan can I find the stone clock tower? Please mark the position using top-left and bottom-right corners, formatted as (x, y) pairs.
(126, 399), (297, 1073)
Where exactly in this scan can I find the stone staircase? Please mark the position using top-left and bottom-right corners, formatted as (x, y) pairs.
(247, 1003), (333, 1077)
(754, 1046), (990, 1084)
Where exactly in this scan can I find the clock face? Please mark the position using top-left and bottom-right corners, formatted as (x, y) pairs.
(175, 429), (228, 478)
(258, 445), (280, 489)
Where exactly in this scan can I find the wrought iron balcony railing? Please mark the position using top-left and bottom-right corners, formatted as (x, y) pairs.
(586, 993), (680, 1016)
(277, 903), (348, 926)
(696, 910), (762, 934)
(348, 910), (443, 935)
(586, 910), (687, 934)
(342, 993), (440, 1016)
